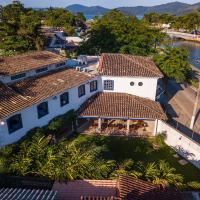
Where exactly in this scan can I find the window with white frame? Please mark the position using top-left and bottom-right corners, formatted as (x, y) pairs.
(104, 80), (114, 90)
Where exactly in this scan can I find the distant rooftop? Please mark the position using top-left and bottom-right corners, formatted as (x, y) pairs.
(0, 51), (66, 76)
(98, 53), (163, 78)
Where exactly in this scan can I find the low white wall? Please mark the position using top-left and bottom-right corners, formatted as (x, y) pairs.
(157, 120), (200, 169)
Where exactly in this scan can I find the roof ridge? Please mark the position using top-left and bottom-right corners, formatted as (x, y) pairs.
(124, 54), (162, 77)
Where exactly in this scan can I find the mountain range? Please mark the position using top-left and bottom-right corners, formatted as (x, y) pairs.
(66, 2), (200, 16)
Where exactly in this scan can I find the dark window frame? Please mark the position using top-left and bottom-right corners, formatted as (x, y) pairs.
(7, 114), (23, 134)
(78, 84), (86, 97)
(11, 73), (26, 81)
(35, 67), (48, 74)
(90, 80), (98, 92)
(60, 92), (69, 107)
(56, 62), (66, 68)
(37, 102), (49, 119)
(104, 80), (114, 90)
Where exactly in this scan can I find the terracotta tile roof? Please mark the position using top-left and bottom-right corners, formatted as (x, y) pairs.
(53, 180), (118, 200)
(0, 68), (91, 119)
(78, 92), (167, 120)
(98, 53), (163, 78)
(0, 83), (28, 119)
(118, 176), (184, 200)
(53, 176), (183, 200)
(0, 51), (66, 75)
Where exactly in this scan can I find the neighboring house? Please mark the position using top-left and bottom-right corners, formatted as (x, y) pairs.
(0, 52), (166, 146)
(49, 31), (83, 51)
(162, 23), (171, 29)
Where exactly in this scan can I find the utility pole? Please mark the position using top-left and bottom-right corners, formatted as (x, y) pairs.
(190, 78), (200, 130)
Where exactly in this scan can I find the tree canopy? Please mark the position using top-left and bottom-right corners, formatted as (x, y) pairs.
(0, 1), (44, 53)
(143, 12), (175, 24)
(171, 12), (200, 31)
(153, 47), (191, 83)
(78, 10), (166, 56)
(143, 11), (200, 32)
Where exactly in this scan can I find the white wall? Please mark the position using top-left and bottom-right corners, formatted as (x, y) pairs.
(0, 77), (101, 146)
(101, 76), (158, 100)
(156, 120), (200, 169)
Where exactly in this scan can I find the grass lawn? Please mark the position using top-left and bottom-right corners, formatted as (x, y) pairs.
(72, 134), (200, 183)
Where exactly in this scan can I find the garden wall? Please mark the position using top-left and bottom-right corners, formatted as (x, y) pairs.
(156, 120), (200, 169)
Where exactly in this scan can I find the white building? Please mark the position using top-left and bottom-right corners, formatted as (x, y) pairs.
(0, 52), (166, 146)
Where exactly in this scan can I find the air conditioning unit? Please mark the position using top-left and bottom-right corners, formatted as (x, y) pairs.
(83, 68), (88, 72)
(76, 67), (81, 71)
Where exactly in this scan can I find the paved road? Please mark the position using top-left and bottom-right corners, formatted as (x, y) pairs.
(164, 80), (200, 144)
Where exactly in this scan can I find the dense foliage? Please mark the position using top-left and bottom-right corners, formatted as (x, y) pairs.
(172, 12), (200, 31)
(0, 1), (44, 53)
(1, 130), (199, 189)
(0, 1), (87, 55)
(143, 11), (200, 32)
(153, 47), (191, 83)
(78, 10), (166, 56)
(43, 8), (86, 33)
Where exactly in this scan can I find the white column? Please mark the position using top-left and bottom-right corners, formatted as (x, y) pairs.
(126, 119), (130, 135)
(98, 117), (102, 133)
(153, 119), (158, 136)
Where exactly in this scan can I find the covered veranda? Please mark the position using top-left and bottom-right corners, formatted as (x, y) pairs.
(77, 92), (167, 137)
(77, 118), (156, 137)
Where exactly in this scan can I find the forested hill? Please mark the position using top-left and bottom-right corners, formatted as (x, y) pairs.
(66, 4), (109, 15)
(66, 2), (200, 16)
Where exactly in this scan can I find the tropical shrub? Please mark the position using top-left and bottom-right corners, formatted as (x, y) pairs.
(48, 109), (75, 135)
(187, 181), (200, 190)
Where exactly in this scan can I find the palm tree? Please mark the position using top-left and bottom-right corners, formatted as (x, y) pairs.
(153, 160), (183, 187)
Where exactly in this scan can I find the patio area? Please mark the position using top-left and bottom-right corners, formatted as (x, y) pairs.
(77, 119), (155, 137)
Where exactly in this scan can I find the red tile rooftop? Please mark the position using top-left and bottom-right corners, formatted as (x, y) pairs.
(98, 53), (163, 78)
(52, 176), (184, 200)
(78, 92), (167, 120)
(0, 51), (66, 76)
(0, 68), (91, 119)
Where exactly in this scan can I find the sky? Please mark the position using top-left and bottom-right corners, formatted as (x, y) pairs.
(0, 0), (200, 8)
